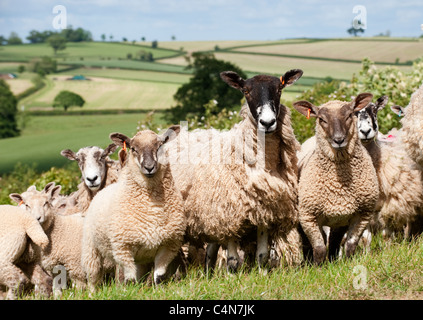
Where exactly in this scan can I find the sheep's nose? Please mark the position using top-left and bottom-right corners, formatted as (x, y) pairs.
(87, 175), (98, 183)
(259, 118), (276, 129)
(144, 165), (154, 173)
(333, 137), (345, 146)
(360, 128), (371, 137)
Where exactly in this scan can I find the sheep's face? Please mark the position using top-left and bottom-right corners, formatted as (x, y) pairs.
(110, 125), (180, 179)
(9, 182), (61, 227)
(220, 69), (303, 134)
(293, 93), (373, 150)
(61, 144), (117, 192)
(355, 96), (388, 143)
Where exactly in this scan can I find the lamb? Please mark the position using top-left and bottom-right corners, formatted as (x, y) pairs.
(165, 69), (304, 271)
(81, 126), (186, 290)
(356, 96), (423, 243)
(9, 182), (91, 290)
(0, 203), (50, 299)
(292, 93), (379, 264)
(60, 144), (119, 216)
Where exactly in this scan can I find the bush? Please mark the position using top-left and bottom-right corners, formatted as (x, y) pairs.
(29, 56), (57, 76)
(290, 57), (423, 143)
(0, 79), (20, 139)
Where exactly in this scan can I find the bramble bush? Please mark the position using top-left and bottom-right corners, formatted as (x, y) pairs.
(290, 57), (423, 143)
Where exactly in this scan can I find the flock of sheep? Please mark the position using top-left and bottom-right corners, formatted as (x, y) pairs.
(1, 68), (423, 299)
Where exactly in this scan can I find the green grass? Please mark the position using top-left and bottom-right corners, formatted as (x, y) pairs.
(0, 112), (167, 174)
(0, 42), (181, 63)
(20, 234), (423, 300)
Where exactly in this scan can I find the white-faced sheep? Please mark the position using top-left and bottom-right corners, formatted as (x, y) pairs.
(81, 126), (186, 290)
(356, 96), (423, 244)
(60, 144), (119, 216)
(165, 69), (304, 271)
(0, 203), (50, 300)
(10, 182), (92, 290)
(292, 93), (379, 264)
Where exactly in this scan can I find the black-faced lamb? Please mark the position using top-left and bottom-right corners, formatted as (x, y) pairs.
(292, 93), (379, 264)
(81, 126), (186, 290)
(356, 96), (423, 243)
(165, 69), (304, 271)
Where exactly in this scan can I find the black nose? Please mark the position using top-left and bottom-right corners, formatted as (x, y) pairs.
(333, 137), (345, 145)
(360, 128), (371, 137)
(259, 118), (276, 129)
(87, 176), (98, 183)
(144, 165), (154, 173)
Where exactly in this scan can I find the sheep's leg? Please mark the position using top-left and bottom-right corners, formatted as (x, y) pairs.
(0, 261), (30, 300)
(361, 228), (372, 254)
(19, 262), (52, 297)
(328, 226), (348, 261)
(113, 247), (137, 284)
(205, 243), (219, 273)
(256, 226), (269, 268)
(153, 246), (178, 285)
(226, 238), (240, 273)
(299, 215), (326, 265)
(344, 213), (372, 258)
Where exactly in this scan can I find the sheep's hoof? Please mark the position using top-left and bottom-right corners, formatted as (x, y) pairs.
(313, 245), (327, 265)
(345, 242), (357, 258)
(257, 252), (269, 268)
(227, 257), (239, 273)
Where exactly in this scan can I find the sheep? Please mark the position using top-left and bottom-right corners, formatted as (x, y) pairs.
(292, 93), (379, 264)
(165, 69), (304, 271)
(0, 203), (50, 299)
(396, 83), (423, 168)
(356, 96), (423, 244)
(60, 143), (119, 216)
(9, 182), (92, 291)
(81, 126), (186, 290)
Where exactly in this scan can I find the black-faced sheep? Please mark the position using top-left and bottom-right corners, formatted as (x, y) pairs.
(165, 69), (304, 271)
(293, 93), (379, 264)
(81, 126), (186, 290)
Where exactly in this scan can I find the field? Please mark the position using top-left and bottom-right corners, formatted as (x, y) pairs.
(1, 38), (422, 174)
(19, 235), (423, 301)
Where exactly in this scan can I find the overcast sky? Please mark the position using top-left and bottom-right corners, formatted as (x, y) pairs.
(0, 0), (422, 42)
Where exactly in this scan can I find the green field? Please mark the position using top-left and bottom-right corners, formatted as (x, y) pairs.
(1, 38), (422, 174)
(0, 112), (167, 174)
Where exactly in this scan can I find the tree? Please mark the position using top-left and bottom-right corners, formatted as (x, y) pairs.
(47, 34), (67, 55)
(168, 52), (247, 122)
(30, 56), (57, 76)
(347, 20), (365, 37)
(151, 40), (158, 48)
(53, 90), (85, 112)
(0, 35), (6, 45)
(101, 34), (106, 41)
(7, 32), (22, 45)
(0, 80), (20, 138)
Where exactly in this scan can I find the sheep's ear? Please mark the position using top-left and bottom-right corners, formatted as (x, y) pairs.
(61, 149), (78, 161)
(50, 185), (62, 200)
(118, 148), (127, 167)
(292, 100), (318, 118)
(375, 95), (388, 111)
(42, 182), (55, 194)
(220, 71), (245, 91)
(161, 125), (181, 144)
(102, 143), (118, 159)
(26, 185), (37, 192)
(110, 133), (131, 149)
(391, 105), (405, 116)
(280, 69), (303, 89)
(9, 193), (23, 205)
(352, 93), (373, 113)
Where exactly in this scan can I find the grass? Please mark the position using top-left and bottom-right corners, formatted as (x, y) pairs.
(0, 111), (167, 174)
(20, 234), (423, 300)
(18, 74), (180, 111)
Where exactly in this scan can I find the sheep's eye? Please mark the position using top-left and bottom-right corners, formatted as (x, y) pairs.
(25, 204), (30, 210)
(43, 202), (49, 208)
(319, 117), (327, 124)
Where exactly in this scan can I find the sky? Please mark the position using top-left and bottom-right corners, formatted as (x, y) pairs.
(0, 0), (422, 42)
